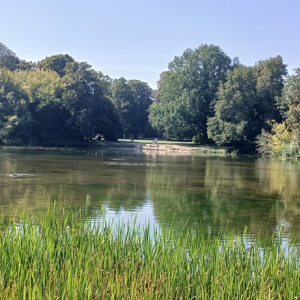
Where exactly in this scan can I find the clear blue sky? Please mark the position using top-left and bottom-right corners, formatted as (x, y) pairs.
(1, 0), (299, 88)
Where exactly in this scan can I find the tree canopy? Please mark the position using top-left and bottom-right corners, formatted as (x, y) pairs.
(0, 42), (20, 71)
(0, 55), (123, 145)
(208, 56), (287, 147)
(149, 44), (232, 142)
(110, 77), (153, 138)
(0, 44), (155, 145)
(0, 41), (299, 153)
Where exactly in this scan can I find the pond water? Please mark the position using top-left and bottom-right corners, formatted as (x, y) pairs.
(1, 147), (300, 241)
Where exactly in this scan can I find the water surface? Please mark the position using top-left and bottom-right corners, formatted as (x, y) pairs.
(1, 147), (300, 241)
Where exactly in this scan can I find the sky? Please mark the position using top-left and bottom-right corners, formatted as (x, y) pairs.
(1, 0), (300, 89)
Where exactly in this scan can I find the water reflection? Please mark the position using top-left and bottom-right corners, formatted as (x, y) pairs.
(1, 148), (300, 241)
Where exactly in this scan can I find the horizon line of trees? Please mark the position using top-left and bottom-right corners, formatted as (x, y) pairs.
(1, 41), (300, 155)
(149, 44), (300, 156)
(0, 42), (155, 146)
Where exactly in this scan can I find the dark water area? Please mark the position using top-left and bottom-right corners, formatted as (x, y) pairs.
(1, 147), (300, 241)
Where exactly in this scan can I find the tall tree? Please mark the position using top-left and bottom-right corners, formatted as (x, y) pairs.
(149, 71), (192, 140)
(110, 77), (135, 137)
(110, 78), (154, 138)
(38, 54), (75, 77)
(281, 67), (300, 141)
(149, 44), (231, 142)
(207, 66), (258, 145)
(128, 80), (153, 137)
(0, 68), (35, 144)
(0, 42), (20, 71)
(208, 56), (287, 146)
(63, 61), (119, 141)
(16, 69), (73, 145)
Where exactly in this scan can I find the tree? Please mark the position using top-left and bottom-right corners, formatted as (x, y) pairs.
(17, 60), (36, 71)
(17, 69), (74, 145)
(207, 66), (258, 145)
(110, 77), (135, 138)
(63, 61), (120, 141)
(208, 56), (287, 147)
(97, 71), (112, 97)
(128, 80), (153, 137)
(149, 44), (231, 142)
(255, 55), (287, 122)
(110, 78), (154, 138)
(0, 42), (20, 71)
(0, 68), (35, 144)
(279, 67), (300, 144)
(0, 68), (75, 145)
(149, 71), (193, 140)
(38, 54), (75, 77)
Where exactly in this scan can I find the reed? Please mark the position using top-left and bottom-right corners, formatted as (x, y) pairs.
(0, 208), (299, 299)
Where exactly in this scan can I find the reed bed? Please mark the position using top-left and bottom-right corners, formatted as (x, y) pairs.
(0, 208), (299, 299)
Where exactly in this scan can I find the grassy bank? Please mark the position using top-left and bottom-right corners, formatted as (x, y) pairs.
(95, 139), (230, 155)
(0, 208), (299, 299)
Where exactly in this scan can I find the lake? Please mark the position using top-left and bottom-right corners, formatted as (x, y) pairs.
(1, 147), (300, 241)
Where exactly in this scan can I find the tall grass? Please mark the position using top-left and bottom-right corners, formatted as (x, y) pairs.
(0, 208), (299, 299)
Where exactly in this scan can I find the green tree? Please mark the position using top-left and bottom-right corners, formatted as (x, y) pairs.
(38, 54), (75, 77)
(0, 59), (120, 145)
(97, 71), (112, 97)
(128, 80), (153, 137)
(0, 68), (75, 145)
(207, 66), (257, 145)
(150, 71), (192, 140)
(0, 42), (20, 71)
(149, 44), (232, 142)
(17, 60), (36, 71)
(63, 61), (120, 141)
(0, 68), (35, 144)
(255, 55), (287, 121)
(279, 67), (300, 147)
(17, 69), (75, 145)
(110, 77), (136, 138)
(208, 56), (287, 147)
(110, 78), (154, 138)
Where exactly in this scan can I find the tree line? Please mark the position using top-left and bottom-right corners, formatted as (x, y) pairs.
(1, 41), (300, 155)
(149, 44), (300, 156)
(0, 42), (154, 146)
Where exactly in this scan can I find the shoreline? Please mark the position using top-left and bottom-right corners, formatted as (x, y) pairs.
(0, 141), (236, 155)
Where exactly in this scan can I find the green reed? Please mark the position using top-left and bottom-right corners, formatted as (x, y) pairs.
(0, 208), (299, 299)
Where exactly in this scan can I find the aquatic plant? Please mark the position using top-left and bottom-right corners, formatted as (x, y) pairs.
(0, 208), (299, 299)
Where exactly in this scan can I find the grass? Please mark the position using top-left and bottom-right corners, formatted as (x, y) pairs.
(118, 138), (194, 145)
(109, 139), (230, 154)
(0, 208), (300, 299)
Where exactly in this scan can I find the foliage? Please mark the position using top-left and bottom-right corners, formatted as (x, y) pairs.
(208, 56), (287, 147)
(38, 54), (75, 77)
(207, 66), (257, 146)
(0, 42), (20, 71)
(62, 61), (120, 141)
(282, 68), (300, 134)
(0, 60), (120, 145)
(149, 44), (232, 142)
(128, 79), (154, 137)
(0, 41), (298, 151)
(256, 121), (296, 157)
(110, 77), (154, 138)
(256, 66), (300, 157)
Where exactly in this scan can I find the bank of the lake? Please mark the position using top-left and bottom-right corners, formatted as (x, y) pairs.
(92, 139), (232, 155)
(0, 138), (248, 156)
(1, 208), (299, 299)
